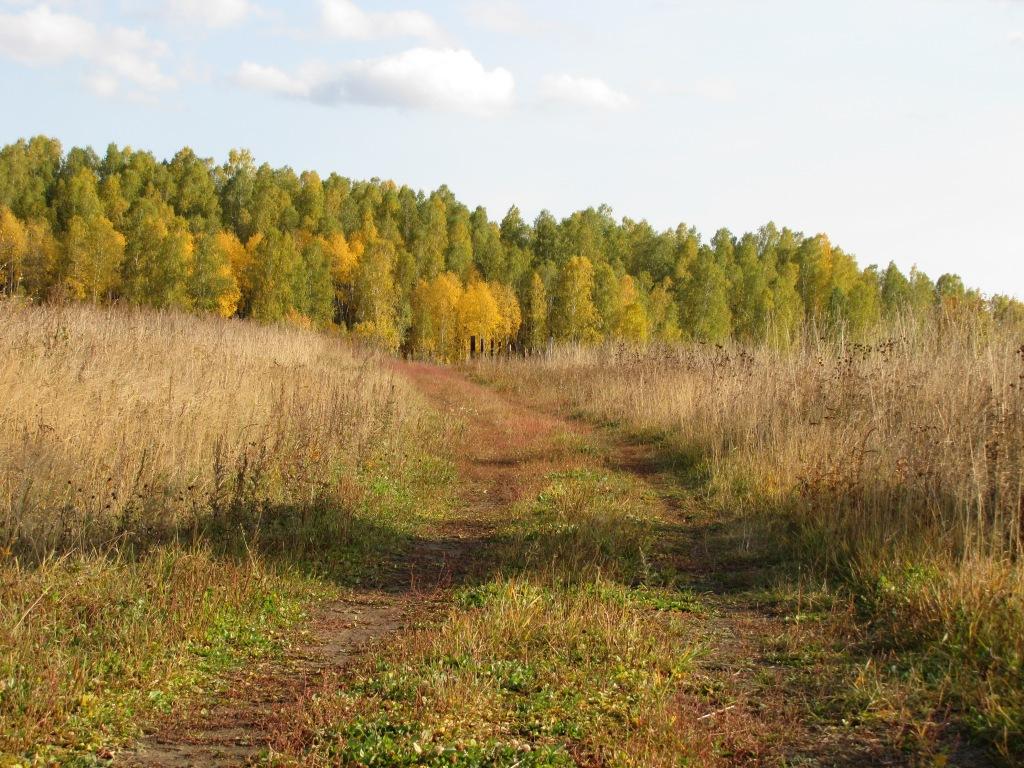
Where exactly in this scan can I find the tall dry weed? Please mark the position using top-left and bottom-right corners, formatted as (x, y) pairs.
(0, 299), (436, 558)
(477, 320), (1024, 750)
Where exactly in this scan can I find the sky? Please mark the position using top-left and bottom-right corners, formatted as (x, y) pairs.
(1, 0), (1022, 297)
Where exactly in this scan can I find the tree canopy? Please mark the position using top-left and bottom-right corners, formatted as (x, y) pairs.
(0, 136), (1018, 358)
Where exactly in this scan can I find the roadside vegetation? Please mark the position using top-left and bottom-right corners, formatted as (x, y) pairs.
(475, 317), (1024, 761)
(0, 299), (456, 764)
(273, 458), (708, 767)
(5, 295), (1023, 765)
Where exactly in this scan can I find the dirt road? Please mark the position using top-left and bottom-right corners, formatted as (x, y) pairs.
(121, 362), (918, 766)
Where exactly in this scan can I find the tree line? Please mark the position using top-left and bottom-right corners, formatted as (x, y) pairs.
(0, 135), (1020, 358)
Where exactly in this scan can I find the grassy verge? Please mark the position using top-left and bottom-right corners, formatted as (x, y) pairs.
(0, 301), (458, 764)
(1, 548), (315, 765)
(472, 334), (1024, 762)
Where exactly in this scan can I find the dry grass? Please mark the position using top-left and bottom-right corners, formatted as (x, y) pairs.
(476, 319), (1024, 755)
(483, 323), (1024, 565)
(0, 298), (447, 558)
(0, 298), (454, 762)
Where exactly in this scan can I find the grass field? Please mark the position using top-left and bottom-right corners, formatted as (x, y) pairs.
(0, 300), (456, 763)
(2, 299), (1021, 766)
(474, 319), (1024, 760)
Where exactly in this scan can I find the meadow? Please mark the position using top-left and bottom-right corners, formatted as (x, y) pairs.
(476, 316), (1024, 758)
(0, 299), (455, 762)
(3, 297), (1023, 766)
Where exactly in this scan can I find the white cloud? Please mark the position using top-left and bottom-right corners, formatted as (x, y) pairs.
(102, 26), (175, 91)
(238, 48), (515, 116)
(539, 73), (630, 111)
(163, 0), (251, 28)
(236, 61), (314, 98)
(319, 0), (441, 41)
(1010, 31), (1024, 44)
(85, 71), (118, 97)
(467, 0), (537, 35)
(0, 4), (94, 64)
(340, 48), (514, 113)
(0, 4), (175, 94)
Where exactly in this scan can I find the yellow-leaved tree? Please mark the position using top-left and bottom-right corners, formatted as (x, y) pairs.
(0, 206), (28, 295)
(121, 198), (195, 310)
(190, 232), (241, 317)
(411, 272), (463, 360)
(60, 215), (125, 303)
(457, 279), (500, 354)
(21, 218), (59, 300)
(490, 281), (522, 351)
(223, 232), (255, 313)
(617, 275), (649, 342)
(326, 231), (357, 319)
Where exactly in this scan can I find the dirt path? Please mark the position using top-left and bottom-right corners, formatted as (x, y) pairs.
(121, 362), (921, 766)
(401, 364), (915, 766)
(117, 362), (585, 767)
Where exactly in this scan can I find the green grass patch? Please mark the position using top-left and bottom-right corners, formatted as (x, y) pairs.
(0, 547), (318, 765)
(0, 443), (457, 765)
(498, 469), (663, 584)
(288, 578), (698, 767)
(280, 459), (704, 766)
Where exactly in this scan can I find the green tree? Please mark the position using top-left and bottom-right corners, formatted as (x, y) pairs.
(523, 271), (549, 352)
(551, 256), (601, 343)
(731, 233), (774, 342)
(218, 148), (257, 240)
(593, 260), (623, 335)
(0, 136), (62, 220)
(880, 262), (911, 320)
(167, 147), (221, 232)
(190, 232), (240, 317)
(121, 198), (194, 310)
(648, 278), (682, 341)
(296, 171), (326, 232)
(294, 235), (335, 326)
(353, 238), (400, 349)
(445, 209), (473, 279)
(795, 234), (833, 322)
(472, 215), (506, 282)
(532, 210), (559, 265)
(248, 228), (301, 323)
(768, 261), (803, 347)
(53, 167), (104, 229)
(846, 267), (882, 338)
(500, 205), (531, 250)
(415, 194), (448, 279)
(908, 267), (937, 319)
(678, 246), (732, 342)
(619, 300), (649, 343)
(99, 174), (130, 231)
